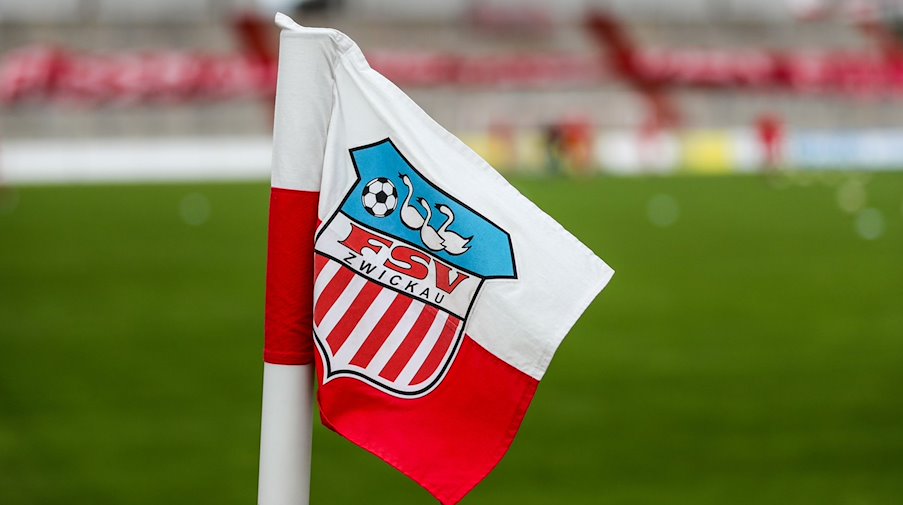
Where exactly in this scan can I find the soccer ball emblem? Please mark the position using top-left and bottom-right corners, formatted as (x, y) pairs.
(361, 177), (398, 218)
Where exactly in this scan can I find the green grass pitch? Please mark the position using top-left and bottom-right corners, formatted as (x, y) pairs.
(1, 173), (902, 504)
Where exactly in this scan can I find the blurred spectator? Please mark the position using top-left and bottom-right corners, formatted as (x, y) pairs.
(756, 113), (785, 170)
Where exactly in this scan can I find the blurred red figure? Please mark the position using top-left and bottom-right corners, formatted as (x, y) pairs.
(560, 117), (593, 175)
(543, 117), (593, 176)
(756, 113), (785, 170)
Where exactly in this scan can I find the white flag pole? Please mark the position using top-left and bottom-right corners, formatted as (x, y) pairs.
(258, 13), (338, 505)
(258, 364), (314, 505)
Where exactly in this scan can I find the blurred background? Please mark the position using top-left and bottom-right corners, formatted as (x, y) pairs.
(1, 0), (902, 504)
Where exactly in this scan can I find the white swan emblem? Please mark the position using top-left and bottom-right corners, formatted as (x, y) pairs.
(399, 174), (425, 230)
(435, 204), (472, 255)
(417, 198), (446, 251)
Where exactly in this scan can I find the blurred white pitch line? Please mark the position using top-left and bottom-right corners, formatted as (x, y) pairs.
(0, 136), (273, 185)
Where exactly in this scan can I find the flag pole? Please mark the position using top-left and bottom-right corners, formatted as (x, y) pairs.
(258, 363), (314, 505)
(258, 13), (336, 505)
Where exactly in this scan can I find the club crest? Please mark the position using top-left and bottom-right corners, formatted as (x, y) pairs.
(313, 138), (517, 398)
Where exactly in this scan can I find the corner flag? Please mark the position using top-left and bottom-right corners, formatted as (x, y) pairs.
(259, 13), (613, 505)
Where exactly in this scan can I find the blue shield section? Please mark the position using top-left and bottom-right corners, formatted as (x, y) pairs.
(341, 139), (516, 279)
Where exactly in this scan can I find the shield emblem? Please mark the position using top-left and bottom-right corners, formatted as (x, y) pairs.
(313, 138), (516, 398)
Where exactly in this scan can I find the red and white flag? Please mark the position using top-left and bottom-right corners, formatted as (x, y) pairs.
(261, 13), (613, 505)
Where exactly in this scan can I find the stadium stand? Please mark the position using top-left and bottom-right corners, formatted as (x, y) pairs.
(3, 0), (903, 179)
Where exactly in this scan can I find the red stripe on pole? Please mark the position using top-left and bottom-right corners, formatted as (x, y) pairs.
(264, 187), (319, 365)
(378, 306), (438, 382)
(349, 294), (415, 369)
(313, 265), (355, 327)
(326, 281), (383, 353)
(409, 318), (460, 387)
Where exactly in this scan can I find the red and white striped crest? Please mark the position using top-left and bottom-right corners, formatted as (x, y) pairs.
(310, 139), (517, 398)
(313, 254), (465, 397)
